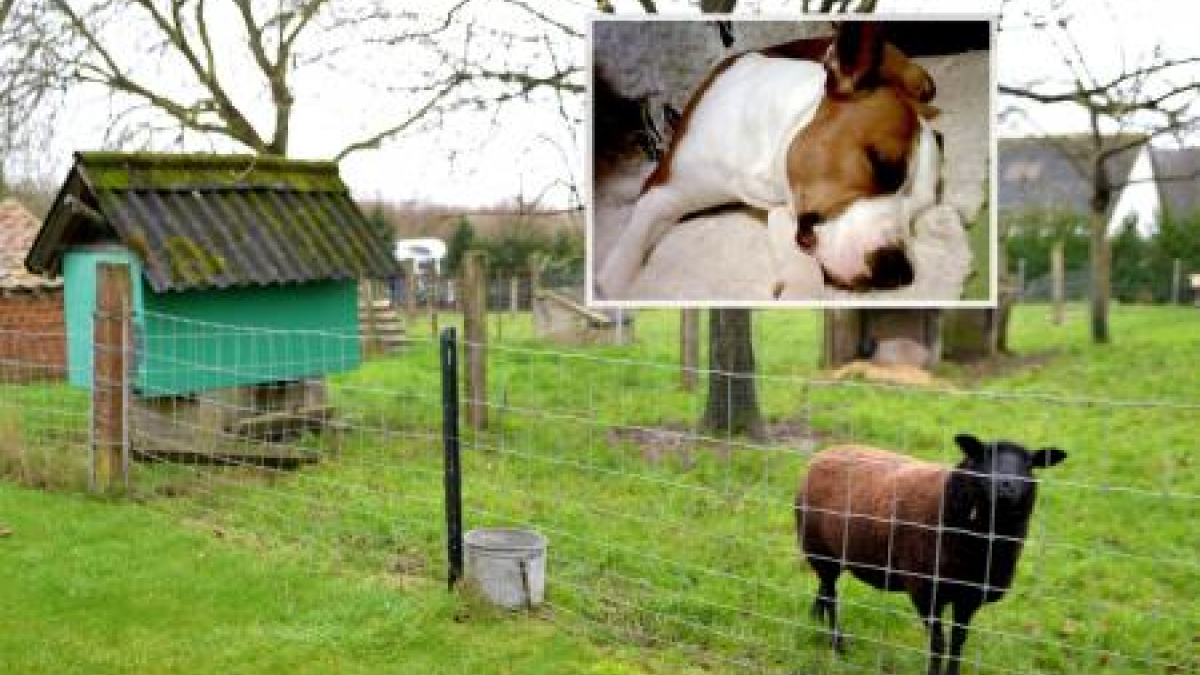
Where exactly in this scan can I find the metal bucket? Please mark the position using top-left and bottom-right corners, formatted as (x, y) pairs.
(464, 528), (547, 609)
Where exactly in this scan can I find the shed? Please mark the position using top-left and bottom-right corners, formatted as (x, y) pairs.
(25, 152), (397, 462)
(1, 199), (66, 383)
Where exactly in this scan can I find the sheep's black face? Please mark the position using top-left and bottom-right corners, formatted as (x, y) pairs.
(954, 434), (1068, 516)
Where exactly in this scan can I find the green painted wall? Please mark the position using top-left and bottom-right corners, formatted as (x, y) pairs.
(63, 247), (146, 389)
(139, 280), (360, 397)
(63, 246), (361, 397)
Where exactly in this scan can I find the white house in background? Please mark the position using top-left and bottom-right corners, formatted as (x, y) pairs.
(394, 238), (447, 276)
(999, 135), (1200, 237)
(1107, 146), (1160, 237)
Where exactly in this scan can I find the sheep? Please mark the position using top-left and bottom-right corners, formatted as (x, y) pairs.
(795, 434), (1067, 675)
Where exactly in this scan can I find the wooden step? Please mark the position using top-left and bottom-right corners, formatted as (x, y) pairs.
(359, 299), (394, 310)
(132, 435), (320, 469)
(228, 404), (336, 441)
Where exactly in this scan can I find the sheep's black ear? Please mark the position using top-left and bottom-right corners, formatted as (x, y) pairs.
(1032, 447), (1067, 469)
(954, 434), (987, 462)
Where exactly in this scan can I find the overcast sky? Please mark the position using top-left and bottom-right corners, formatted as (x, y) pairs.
(12, 0), (1200, 208)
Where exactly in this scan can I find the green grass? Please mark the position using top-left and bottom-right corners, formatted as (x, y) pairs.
(963, 206), (991, 301)
(0, 483), (685, 675)
(1, 303), (1197, 674)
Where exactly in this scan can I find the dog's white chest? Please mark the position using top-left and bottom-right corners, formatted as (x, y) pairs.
(672, 54), (827, 209)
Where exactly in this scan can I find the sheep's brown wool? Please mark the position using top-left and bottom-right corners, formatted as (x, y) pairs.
(796, 435), (1066, 675)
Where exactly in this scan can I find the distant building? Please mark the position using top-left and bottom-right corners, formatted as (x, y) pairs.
(999, 135), (1200, 236)
(394, 237), (447, 277)
(0, 199), (65, 382)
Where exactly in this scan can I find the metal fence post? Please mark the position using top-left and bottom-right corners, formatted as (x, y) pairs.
(440, 327), (464, 590)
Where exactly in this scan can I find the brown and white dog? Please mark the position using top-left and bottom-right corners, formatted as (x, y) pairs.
(596, 23), (943, 299)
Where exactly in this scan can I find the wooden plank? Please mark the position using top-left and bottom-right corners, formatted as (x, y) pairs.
(229, 404), (336, 440)
(132, 440), (320, 468)
(534, 289), (613, 325)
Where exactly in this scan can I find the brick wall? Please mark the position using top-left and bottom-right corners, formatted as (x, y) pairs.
(0, 292), (67, 382)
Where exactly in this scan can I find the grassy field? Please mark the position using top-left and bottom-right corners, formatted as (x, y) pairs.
(0, 484), (684, 675)
(1, 303), (1196, 674)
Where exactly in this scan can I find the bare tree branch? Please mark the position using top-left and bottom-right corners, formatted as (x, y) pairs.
(3, 0), (587, 213)
(0, 0), (15, 28)
(334, 77), (465, 162)
(499, 0), (582, 39)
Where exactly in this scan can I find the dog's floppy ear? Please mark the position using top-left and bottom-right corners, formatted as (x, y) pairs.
(880, 42), (937, 103)
(824, 21), (885, 97)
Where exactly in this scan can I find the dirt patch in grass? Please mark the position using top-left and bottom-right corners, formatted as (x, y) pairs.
(609, 417), (827, 467)
(948, 349), (1061, 385)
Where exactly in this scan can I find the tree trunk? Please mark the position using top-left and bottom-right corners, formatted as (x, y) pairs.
(700, 308), (764, 440)
(1089, 210), (1110, 343)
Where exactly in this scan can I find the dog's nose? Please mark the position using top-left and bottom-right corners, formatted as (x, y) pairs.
(795, 212), (821, 250)
(867, 245), (914, 289)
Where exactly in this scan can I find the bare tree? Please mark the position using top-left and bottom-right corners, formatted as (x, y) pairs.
(999, 5), (1200, 344)
(1, 0), (69, 192)
(0, 0), (584, 165)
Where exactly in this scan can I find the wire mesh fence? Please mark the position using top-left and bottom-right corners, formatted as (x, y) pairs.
(0, 308), (89, 490)
(1016, 267), (1197, 306)
(1, 307), (1196, 675)
(459, 337), (1197, 675)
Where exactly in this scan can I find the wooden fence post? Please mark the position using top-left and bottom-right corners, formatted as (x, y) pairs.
(462, 251), (488, 430)
(405, 262), (418, 319)
(1171, 258), (1182, 305)
(529, 254), (542, 296)
(494, 275), (504, 342)
(92, 262), (131, 493)
(681, 308), (699, 391)
(1051, 240), (1065, 325)
(428, 271), (440, 338)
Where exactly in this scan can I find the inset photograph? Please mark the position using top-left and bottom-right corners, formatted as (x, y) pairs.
(589, 17), (994, 306)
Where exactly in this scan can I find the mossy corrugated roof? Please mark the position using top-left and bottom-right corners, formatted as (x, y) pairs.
(27, 152), (397, 292)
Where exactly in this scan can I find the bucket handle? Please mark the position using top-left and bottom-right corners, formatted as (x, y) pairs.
(519, 558), (533, 611)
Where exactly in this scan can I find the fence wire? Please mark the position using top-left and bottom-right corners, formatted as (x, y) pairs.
(1, 307), (1196, 675)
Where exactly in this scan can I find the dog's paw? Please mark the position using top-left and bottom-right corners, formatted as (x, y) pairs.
(596, 258), (633, 300)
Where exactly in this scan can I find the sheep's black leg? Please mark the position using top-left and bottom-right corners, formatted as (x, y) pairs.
(807, 557), (846, 653)
(925, 615), (945, 675)
(945, 600), (980, 675)
(912, 590), (945, 675)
